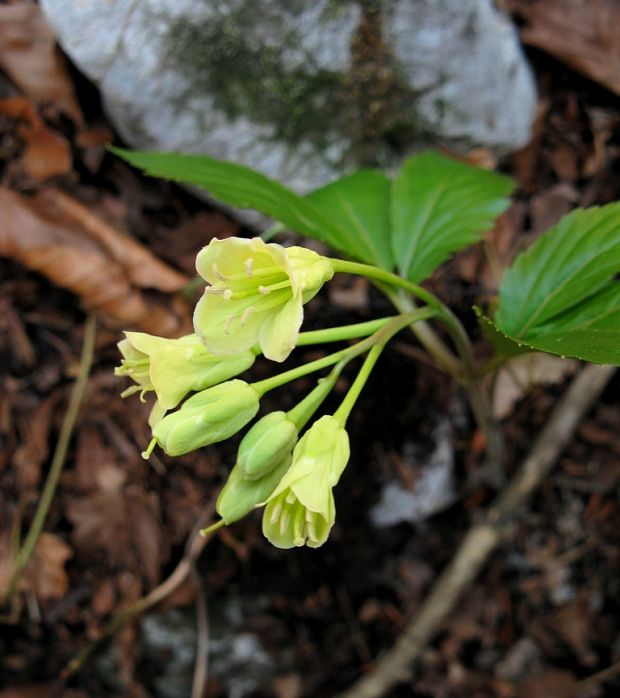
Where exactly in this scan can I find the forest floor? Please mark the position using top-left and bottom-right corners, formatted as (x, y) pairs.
(1, 2), (619, 697)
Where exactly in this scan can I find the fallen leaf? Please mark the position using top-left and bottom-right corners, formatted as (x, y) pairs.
(49, 188), (189, 292)
(67, 485), (169, 586)
(21, 532), (72, 601)
(12, 393), (58, 492)
(0, 3), (82, 123)
(516, 670), (577, 698)
(509, 0), (620, 96)
(0, 187), (189, 335)
(493, 353), (579, 419)
(0, 97), (72, 181)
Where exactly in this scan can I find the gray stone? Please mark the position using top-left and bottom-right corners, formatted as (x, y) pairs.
(41, 0), (537, 197)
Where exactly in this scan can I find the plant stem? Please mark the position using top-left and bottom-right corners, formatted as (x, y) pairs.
(334, 342), (385, 426)
(5, 314), (97, 602)
(296, 317), (394, 346)
(387, 289), (462, 376)
(286, 361), (345, 429)
(330, 259), (472, 376)
(253, 309), (436, 396)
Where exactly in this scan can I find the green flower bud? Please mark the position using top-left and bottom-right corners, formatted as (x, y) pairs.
(262, 415), (350, 549)
(237, 411), (298, 480)
(152, 380), (259, 456)
(115, 332), (255, 409)
(216, 457), (291, 525)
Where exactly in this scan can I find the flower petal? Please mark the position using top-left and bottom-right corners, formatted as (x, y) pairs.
(257, 295), (303, 362)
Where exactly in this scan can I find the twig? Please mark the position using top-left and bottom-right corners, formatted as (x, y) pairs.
(191, 567), (209, 698)
(59, 499), (217, 683)
(576, 659), (620, 691)
(3, 314), (97, 603)
(338, 363), (615, 698)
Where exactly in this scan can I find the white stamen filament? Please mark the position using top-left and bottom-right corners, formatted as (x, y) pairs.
(212, 264), (229, 281)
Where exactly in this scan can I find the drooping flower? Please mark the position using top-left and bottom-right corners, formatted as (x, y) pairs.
(193, 237), (334, 362)
(262, 415), (350, 549)
(115, 332), (255, 410)
(216, 411), (299, 525)
(151, 379), (260, 456)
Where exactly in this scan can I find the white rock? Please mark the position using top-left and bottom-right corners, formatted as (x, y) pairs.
(41, 0), (537, 197)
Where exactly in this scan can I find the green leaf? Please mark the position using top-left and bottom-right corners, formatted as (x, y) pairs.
(390, 151), (514, 283)
(305, 170), (393, 269)
(110, 147), (385, 266)
(494, 204), (620, 365)
(474, 307), (531, 357)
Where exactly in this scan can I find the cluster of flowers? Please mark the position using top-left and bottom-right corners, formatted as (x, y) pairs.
(116, 237), (397, 548)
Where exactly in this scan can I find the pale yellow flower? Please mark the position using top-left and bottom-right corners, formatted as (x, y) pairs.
(262, 415), (350, 549)
(115, 332), (255, 410)
(193, 237), (333, 362)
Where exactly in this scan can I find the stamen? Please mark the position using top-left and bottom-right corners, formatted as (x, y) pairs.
(269, 498), (283, 524)
(223, 289), (233, 300)
(224, 313), (240, 335)
(240, 307), (254, 326)
(258, 279), (292, 295)
(279, 509), (290, 535)
(204, 286), (227, 295)
(212, 264), (229, 281)
(120, 385), (141, 399)
(285, 491), (297, 505)
(244, 258), (254, 277)
(293, 505), (306, 542)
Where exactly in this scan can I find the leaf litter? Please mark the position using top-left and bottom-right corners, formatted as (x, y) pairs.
(1, 1), (619, 697)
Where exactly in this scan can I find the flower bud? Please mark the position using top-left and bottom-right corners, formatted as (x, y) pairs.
(152, 380), (259, 456)
(116, 332), (255, 409)
(262, 415), (350, 549)
(237, 411), (298, 480)
(216, 456), (291, 525)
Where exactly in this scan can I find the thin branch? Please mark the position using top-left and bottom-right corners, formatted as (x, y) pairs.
(4, 314), (97, 603)
(338, 363), (615, 698)
(191, 567), (209, 698)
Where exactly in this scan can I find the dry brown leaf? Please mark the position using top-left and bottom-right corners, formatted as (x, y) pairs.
(0, 3), (82, 123)
(0, 187), (189, 335)
(516, 670), (577, 698)
(0, 97), (72, 181)
(67, 485), (168, 585)
(12, 393), (59, 492)
(509, 0), (620, 96)
(49, 189), (189, 292)
(493, 353), (579, 419)
(20, 531), (72, 601)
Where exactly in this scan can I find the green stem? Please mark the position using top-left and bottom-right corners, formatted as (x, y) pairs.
(330, 259), (441, 309)
(296, 317), (395, 346)
(330, 259), (473, 376)
(252, 309), (436, 397)
(286, 361), (345, 429)
(334, 342), (385, 426)
(5, 315), (97, 601)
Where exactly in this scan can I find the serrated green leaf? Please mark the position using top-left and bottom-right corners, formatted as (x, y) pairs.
(494, 204), (620, 365)
(474, 307), (532, 357)
(110, 147), (386, 266)
(305, 170), (393, 269)
(391, 151), (514, 283)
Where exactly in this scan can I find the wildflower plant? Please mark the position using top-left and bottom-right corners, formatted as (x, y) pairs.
(113, 147), (620, 549)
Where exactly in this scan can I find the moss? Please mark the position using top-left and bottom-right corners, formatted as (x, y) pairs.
(161, 1), (444, 168)
(163, 6), (350, 154)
